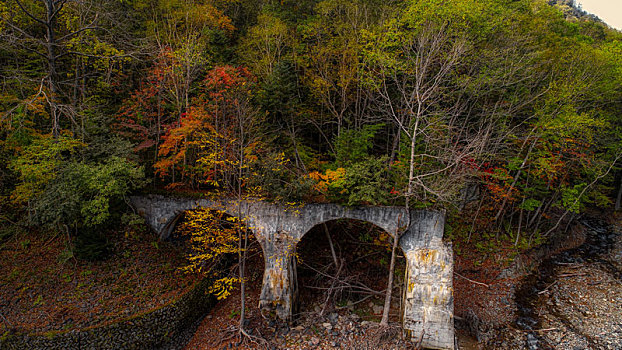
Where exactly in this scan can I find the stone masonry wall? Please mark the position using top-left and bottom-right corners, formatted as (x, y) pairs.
(0, 279), (213, 350)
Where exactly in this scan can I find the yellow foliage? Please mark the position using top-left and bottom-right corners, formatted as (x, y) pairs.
(178, 208), (245, 300)
(209, 277), (240, 300)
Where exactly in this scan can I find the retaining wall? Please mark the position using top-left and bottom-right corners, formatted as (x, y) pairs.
(0, 279), (213, 350)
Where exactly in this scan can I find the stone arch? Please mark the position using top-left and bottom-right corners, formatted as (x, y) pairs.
(289, 204), (410, 242)
(159, 211), (185, 240)
(130, 195), (455, 349)
(130, 195), (258, 240)
(294, 217), (407, 318)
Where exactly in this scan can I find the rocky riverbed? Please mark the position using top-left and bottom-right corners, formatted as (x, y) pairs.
(184, 291), (419, 350)
(267, 310), (416, 350)
(490, 215), (622, 350)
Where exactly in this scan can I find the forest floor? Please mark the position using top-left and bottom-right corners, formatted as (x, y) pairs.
(0, 226), (199, 334)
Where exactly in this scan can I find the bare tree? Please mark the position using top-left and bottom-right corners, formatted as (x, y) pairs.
(366, 22), (508, 325)
(2, 0), (142, 138)
(616, 172), (622, 211)
(2, 0), (101, 136)
(369, 23), (476, 205)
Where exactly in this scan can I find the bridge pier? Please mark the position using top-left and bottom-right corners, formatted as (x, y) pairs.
(400, 212), (454, 350)
(257, 232), (298, 322)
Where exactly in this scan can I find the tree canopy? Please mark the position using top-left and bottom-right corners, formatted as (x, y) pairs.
(1, 0), (621, 244)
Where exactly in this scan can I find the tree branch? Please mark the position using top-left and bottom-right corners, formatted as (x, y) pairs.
(15, 0), (47, 27)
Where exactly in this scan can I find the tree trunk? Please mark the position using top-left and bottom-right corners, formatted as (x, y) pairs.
(516, 206), (524, 246)
(45, 0), (60, 138)
(324, 223), (339, 269)
(615, 173), (621, 211)
(237, 118), (247, 333)
(238, 221), (248, 330)
(407, 115), (421, 197)
(388, 126), (401, 167)
(380, 230), (399, 326)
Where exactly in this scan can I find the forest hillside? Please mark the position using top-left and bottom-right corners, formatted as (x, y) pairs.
(0, 0), (621, 348)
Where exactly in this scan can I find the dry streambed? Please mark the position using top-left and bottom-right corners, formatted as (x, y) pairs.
(492, 217), (622, 350)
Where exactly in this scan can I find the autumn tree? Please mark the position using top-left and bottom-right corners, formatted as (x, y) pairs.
(299, 0), (392, 137)
(0, 1), (148, 257)
(148, 0), (235, 122)
(179, 208), (244, 300)
(154, 65), (260, 190)
(238, 11), (292, 79)
(116, 48), (183, 164)
(115, 0), (237, 173)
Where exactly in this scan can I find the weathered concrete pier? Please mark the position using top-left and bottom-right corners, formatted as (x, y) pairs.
(131, 195), (455, 349)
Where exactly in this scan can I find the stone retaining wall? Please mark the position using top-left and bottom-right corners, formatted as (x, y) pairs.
(0, 279), (213, 350)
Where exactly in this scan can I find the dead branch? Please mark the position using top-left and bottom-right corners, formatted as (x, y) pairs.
(335, 294), (375, 309)
(324, 223), (339, 269)
(301, 261), (384, 296)
(537, 281), (557, 295)
(320, 259), (344, 315)
(454, 272), (490, 288)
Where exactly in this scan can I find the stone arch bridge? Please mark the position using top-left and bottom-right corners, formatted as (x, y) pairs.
(130, 195), (454, 349)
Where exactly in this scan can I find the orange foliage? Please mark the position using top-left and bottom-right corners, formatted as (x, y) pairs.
(308, 168), (346, 193)
(154, 66), (256, 188)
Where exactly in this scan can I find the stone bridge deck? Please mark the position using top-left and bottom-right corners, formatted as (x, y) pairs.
(131, 195), (455, 349)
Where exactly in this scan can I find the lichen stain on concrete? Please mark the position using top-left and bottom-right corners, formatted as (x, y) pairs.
(431, 285), (449, 305)
(412, 248), (438, 266)
(269, 270), (284, 293)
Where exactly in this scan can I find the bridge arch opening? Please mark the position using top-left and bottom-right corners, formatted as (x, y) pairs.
(295, 218), (406, 323)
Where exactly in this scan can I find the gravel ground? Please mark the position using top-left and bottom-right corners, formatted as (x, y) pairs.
(534, 263), (622, 350)
(266, 310), (416, 350)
